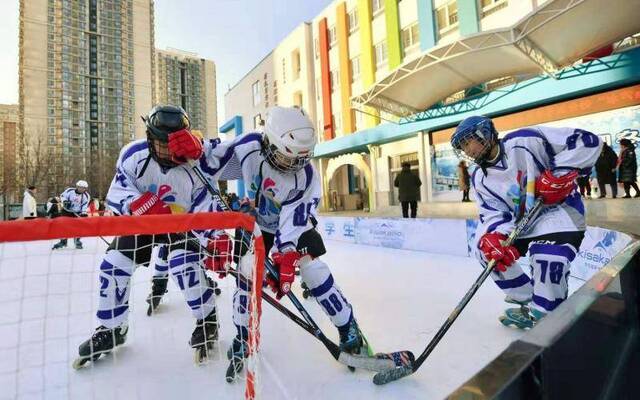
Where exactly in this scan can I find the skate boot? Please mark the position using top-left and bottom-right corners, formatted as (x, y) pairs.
(52, 239), (67, 250)
(225, 326), (249, 382)
(74, 238), (83, 249)
(499, 302), (546, 330)
(146, 276), (169, 316)
(338, 317), (365, 354)
(72, 325), (128, 369)
(301, 281), (311, 299)
(190, 309), (219, 364)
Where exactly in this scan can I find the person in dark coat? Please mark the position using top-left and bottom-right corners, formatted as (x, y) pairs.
(595, 143), (618, 198)
(458, 160), (471, 202)
(577, 169), (592, 199)
(618, 138), (639, 198)
(394, 162), (422, 218)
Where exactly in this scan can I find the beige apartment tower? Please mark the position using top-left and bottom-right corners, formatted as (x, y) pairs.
(155, 48), (217, 137)
(19, 0), (155, 198)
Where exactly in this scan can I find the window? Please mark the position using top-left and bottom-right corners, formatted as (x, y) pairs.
(348, 9), (359, 32)
(401, 23), (420, 53)
(436, 1), (458, 33)
(252, 81), (261, 106)
(330, 70), (339, 92)
(350, 56), (360, 82)
(291, 49), (301, 80)
(253, 114), (262, 129)
(314, 37), (319, 59)
(481, 0), (508, 16)
(374, 41), (388, 67)
(328, 25), (337, 47)
(371, 0), (383, 15)
(293, 92), (303, 108)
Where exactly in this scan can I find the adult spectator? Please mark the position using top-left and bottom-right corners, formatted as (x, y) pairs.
(595, 143), (618, 198)
(618, 139), (639, 198)
(22, 185), (37, 219)
(394, 162), (422, 218)
(457, 161), (471, 202)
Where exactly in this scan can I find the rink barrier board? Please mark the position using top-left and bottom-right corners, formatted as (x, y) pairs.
(316, 216), (633, 282)
(448, 240), (640, 399)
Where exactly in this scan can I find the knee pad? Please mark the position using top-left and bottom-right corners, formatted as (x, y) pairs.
(299, 257), (331, 291)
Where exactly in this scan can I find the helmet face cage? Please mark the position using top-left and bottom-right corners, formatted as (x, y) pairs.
(451, 119), (496, 165)
(144, 106), (190, 168)
(262, 136), (312, 173)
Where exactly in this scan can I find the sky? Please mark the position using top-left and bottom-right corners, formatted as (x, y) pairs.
(0, 0), (332, 121)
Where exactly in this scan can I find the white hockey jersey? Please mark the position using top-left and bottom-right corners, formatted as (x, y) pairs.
(106, 139), (219, 217)
(472, 126), (602, 241)
(60, 187), (91, 214)
(200, 133), (321, 251)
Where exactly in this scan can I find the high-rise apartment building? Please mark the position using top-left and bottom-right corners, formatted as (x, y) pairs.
(19, 0), (155, 198)
(155, 48), (217, 137)
(0, 105), (19, 203)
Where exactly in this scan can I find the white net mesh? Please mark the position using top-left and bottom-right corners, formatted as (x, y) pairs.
(0, 213), (264, 400)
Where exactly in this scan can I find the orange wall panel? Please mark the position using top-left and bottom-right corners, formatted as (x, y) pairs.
(336, 2), (354, 134)
(318, 18), (334, 141)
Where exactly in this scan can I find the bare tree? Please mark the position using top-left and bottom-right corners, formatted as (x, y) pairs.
(17, 132), (56, 201)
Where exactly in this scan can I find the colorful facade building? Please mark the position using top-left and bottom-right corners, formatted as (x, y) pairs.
(223, 0), (640, 211)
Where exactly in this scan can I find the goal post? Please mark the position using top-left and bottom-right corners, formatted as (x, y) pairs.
(0, 212), (265, 400)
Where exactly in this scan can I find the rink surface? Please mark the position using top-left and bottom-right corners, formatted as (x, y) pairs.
(0, 237), (584, 400)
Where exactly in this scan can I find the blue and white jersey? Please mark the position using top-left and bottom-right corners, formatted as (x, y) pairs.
(106, 139), (219, 217)
(472, 125), (602, 242)
(200, 133), (321, 252)
(60, 187), (91, 214)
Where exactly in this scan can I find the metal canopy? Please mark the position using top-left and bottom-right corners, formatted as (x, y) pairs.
(351, 0), (640, 118)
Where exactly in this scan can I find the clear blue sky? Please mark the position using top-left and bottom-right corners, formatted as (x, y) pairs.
(0, 0), (332, 122)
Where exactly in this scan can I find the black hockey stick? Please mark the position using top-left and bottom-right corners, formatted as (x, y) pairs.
(373, 198), (544, 385)
(63, 210), (110, 246)
(189, 163), (412, 372)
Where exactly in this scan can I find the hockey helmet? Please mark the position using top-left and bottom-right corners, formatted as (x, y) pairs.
(451, 116), (498, 165)
(76, 180), (88, 192)
(142, 105), (191, 167)
(262, 106), (316, 173)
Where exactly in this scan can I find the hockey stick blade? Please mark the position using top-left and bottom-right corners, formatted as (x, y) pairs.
(373, 365), (414, 385)
(340, 350), (415, 373)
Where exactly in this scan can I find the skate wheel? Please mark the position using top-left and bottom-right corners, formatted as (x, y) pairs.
(302, 290), (309, 299)
(214, 288), (222, 296)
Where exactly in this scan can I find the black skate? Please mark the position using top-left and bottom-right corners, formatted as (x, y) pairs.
(52, 240), (67, 250)
(206, 275), (222, 296)
(338, 317), (373, 371)
(74, 238), (83, 249)
(225, 331), (249, 383)
(190, 309), (219, 365)
(72, 325), (128, 369)
(146, 276), (169, 316)
(301, 281), (312, 299)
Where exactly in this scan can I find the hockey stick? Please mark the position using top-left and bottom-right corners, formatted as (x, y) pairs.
(189, 163), (412, 372)
(373, 198), (544, 385)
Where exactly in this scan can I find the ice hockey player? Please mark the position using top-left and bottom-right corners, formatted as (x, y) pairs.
(168, 106), (370, 376)
(73, 105), (226, 368)
(451, 116), (602, 329)
(52, 180), (91, 249)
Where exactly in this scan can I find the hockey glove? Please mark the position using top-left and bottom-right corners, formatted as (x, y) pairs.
(168, 128), (203, 163)
(204, 233), (233, 278)
(535, 170), (578, 205)
(479, 232), (520, 272)
(129, 192), (172, 216)
(268, 251), (301, 300)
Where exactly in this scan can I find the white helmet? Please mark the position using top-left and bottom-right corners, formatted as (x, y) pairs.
(76, 180), (88, 189)
(262, 106), (316, 173)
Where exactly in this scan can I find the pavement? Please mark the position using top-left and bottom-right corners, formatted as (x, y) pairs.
(320, 197), (640, 238)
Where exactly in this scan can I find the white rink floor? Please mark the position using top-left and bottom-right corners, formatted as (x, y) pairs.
(0, 237), (584, 400)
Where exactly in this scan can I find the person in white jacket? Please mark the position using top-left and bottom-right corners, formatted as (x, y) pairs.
(22, 186), (37, 219)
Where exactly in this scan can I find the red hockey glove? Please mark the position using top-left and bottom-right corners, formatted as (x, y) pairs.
(535, 170), (578, 205)
(479, 232), (520, 272)
(267, 251), (301, 300)
(204, 233), (233, 278)
(129, 192), (172, 216)
(168, 128), (203, 163)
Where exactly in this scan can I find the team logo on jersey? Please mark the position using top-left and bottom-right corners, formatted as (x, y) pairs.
(249, 175), (281, 216)
(147, 184), (186, 213)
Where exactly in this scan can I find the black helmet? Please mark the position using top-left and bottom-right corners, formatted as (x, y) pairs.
(142, 105), (191, 167)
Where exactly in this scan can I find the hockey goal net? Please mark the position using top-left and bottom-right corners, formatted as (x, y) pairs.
(0, 212), (265, 400)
